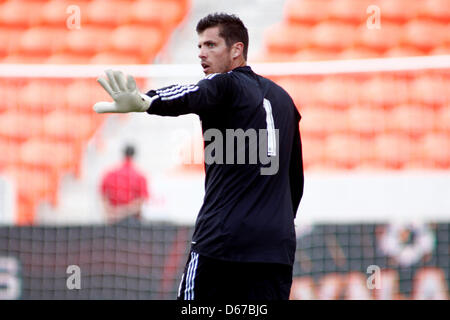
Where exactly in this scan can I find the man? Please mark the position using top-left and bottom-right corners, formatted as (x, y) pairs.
(93, 13), (304, 300)
(100, 144), (149, 224)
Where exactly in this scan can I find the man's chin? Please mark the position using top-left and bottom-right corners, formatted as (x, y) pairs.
(203, 67), (227, 75)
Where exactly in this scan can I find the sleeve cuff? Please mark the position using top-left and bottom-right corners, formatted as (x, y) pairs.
(144, 90), (160, 113)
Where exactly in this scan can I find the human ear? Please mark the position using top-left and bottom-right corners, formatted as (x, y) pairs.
(232, 42), (244, 59)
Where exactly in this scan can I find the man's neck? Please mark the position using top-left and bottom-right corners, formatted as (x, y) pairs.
(230, 58), (247, 71)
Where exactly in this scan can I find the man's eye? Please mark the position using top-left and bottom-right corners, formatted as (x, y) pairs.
(208, 43), (215, 48)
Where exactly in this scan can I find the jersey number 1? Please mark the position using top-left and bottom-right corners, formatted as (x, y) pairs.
(263, 98), (276, 156)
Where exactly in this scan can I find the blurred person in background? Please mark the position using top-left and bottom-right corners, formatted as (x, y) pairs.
(100, 144), (150, 224)
(93, 13), (303, 300)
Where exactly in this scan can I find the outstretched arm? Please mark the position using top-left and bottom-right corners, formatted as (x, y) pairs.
(145, 72), (232, 117)
(93, 70), (232, 117)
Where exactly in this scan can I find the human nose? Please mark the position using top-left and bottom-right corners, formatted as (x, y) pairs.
(198, 46), (207, 60)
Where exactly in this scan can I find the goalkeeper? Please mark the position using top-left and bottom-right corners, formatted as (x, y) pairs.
(94, 13), (304, 300)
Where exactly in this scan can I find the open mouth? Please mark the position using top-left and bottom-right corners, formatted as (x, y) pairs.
(201, 62), (210, 72)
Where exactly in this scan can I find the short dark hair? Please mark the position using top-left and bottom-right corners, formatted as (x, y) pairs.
(124, 145), (135, 158)
(196, 13), (249, 61)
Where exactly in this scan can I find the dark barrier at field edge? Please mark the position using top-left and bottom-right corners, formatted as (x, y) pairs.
(0, 221), (448, 300)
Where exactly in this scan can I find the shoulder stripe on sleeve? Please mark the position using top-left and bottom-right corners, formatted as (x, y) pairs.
(160, 86), (199, 101)
(156, 84), (182, 95)
(157, 85), (197, 97)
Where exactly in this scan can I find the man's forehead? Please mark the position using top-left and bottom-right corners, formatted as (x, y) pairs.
(198, 26), (224, 43)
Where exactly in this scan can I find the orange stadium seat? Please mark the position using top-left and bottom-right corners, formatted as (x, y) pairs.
(411, 75), (450, 106)
(0, 103), (7, 114)
(361, 76), (410, 108)
(374, 133), (413, 169)
(90, 51), (143, 64)
(430, 45), (450, 55)
(263, 22), (312, 54)
(300, 135), (326, 170)
(329, 0), (372, 25)
(0, 139), (21, 168)
(0, 110), (44, 143)
(384, 46), (426, 58)
(0, 80), (21, 112)
(0, 0), (42, 28)
(293, 78), (322, 107)
(356, 22), (403, 53)
(324, 134), (371, 169)
(315, 77), (359, 108)
(38, 0), (90, 27)
(19, 138), (78, 175)
(293, 48), (337, 61)
(268, 78), (297, 101)
(387, 104), (435, 137)
(63, 26), (111, 56)
(420, 133), (450, 168)
(422, 0), (450, 22)
(1, 54), (50, 64)
(347, 105), (387, 137)
(43, 110), (96, 143)
(338, 47), (381, 60)
(255, 50), (299, 62)
(18, 80), (66, 113)
(283, 0), (331, 25)
(0, 27), (22, 57)
(45, 53), (92, 64)
(404, 20), (448, 52)
(17, 27), (67, 57)
(377, 0), (422, 23)
(311, 22), (357, 52)
(300, 107), (348, 137)
(272, 77), (318, 107)
(86, 0), (131, 27)
(129, 0), (186, 30)
(109, 25), (164, 62)
(64, 79), (111, 113)
(435, 105), (450, 132)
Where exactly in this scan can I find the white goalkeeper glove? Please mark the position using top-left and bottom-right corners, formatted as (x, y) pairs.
(93, 69), (157, 113)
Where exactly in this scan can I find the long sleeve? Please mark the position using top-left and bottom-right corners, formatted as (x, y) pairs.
(145, 73), (232, 117)
(289, 109), (304, 218)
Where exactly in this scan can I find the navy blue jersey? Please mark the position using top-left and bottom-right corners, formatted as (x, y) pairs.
(146, 66), (303, 266)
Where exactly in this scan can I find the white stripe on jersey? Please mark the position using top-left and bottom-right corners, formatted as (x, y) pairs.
(161, 86), (199, 101)
(156, 84), (182, 95)
(184, 252), (199, 300)
(155, 72), (219, 102)
(158, 85), (198, 97)
(157, 84), (195, 95)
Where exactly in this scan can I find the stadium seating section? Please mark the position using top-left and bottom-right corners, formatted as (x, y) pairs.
(271, 72), (450, 171)
(261, 0), (450, 62)
(0, 0), (191, 224)
(0, 0), (190, 63)
(258, 0), (450, 172)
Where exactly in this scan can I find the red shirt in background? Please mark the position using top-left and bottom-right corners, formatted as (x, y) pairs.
(101, 159), (149, 206)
